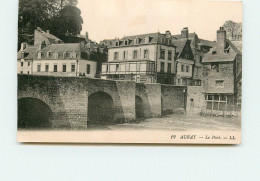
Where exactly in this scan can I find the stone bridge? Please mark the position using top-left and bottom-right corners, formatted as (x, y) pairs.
(18, 75), (187, 129)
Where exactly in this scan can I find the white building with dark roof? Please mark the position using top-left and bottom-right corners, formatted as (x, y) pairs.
(18, 28), (107, 78)
(101, 31), (176, 84)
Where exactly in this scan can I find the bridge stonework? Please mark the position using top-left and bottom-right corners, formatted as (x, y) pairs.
(18, 75), (187, 129)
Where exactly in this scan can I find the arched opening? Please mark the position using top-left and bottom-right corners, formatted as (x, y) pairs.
(88, 91), (114, 125)
(135, 96), (144, 119)
(18, 98), (53, 129)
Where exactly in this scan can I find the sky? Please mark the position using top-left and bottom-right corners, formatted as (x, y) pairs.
(77, 0), (242, 42)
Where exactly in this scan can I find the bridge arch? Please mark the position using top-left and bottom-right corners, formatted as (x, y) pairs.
(87, 91), (115, 125)
(18, 97), (53, 129)
(135, 95), (145, 119)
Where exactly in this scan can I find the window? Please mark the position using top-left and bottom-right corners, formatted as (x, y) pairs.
(215, 80), (224, 87)
(21, 53), (24, 59)
(114, 52), (119, 60)
(160, 62), (165, 72)
(45, 64), (49, 72)
(54, 52), (59, 59)
(200, 56), (203, 63)
(168, 51), (172, 60)
(144, 50), (149, 59)
(123, 51), (127, 59)
(21, 62), (23, 66)
(160, 49), (165, 59)
(54, 65), (57, 72)
(38, 52), (42, 59)
(212, 51), (217, 55)
(116, 64), (119, 72)
(86, 64), (91, 74)
(115, 42), (119, 46)
(28, 62), (30, 66)
(106, 64), (109, 73)
(211, 63), (219, 72)
(20, 71), (23, 74)
(134, 38), (139, 44)
(167, 63), (171, 73)
(63, 64), (66, 72)
(161, 37), (165, 44)
(186, 65), (189, 72)
(37, 64), (41, 72)
(181, 65), (185, 72)
(71, 64), (75, 72)
(145, 37), (150, 44)
(124, 41), (128, 46)
(133, 50), (138, 59)
(27, 71), (30, 74)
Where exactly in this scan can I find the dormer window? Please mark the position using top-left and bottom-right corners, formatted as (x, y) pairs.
(63, 52), (66, 59)
(38, 52), (42, 59)
(115, 41), (119, 46)
(46, 52), (50, 58)
(134, 38), (140, 44)
(124, 40), (128, 46)
(161, 37), (165, 44)
(145, 37), (150, 44)
(54, 52), (58, 59)
(72, 52), (77, 58)
(224, 48), (230, 54)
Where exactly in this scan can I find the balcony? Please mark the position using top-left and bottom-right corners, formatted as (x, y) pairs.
(101, 59), (155, 75)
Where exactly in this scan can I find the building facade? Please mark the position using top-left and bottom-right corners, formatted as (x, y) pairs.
(18, 28), (106, 78)
(101, 32), (176, 84)
(172, 27), (216, 86)
(202, 27), (242, 111)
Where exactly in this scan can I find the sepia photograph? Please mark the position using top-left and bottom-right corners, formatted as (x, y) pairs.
(17, 0), (242, 144)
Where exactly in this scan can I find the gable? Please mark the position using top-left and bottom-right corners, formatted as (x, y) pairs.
(179, 40), (194, 60)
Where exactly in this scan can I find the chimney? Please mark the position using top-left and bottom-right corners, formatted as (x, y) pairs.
(217, 27), (226, 49)
(21, 43), (27, 50)
(80, 41), (85, 49)
(165, 30), (171, 38)
(46, 30), (50, 34)
(181, 27), (189, 38)
(85, 32), (89, 42)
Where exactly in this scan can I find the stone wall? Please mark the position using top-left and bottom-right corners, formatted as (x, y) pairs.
(18, 75), (191, 130)
(161, 85), (186, 115)
(202, 62), (234, 94)
(18, 75), (136, 129)
(135, 83), (162, 118)
(186, 86), (206, 115)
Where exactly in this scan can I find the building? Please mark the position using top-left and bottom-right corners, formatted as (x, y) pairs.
(18, 28), (107, 78)
(172, 38), (194, 86)
(101, 31), (176, 84)
(201, 27), (242, 111)
(17, 43), (41, 75)
(34, 27), (63, 46)
(172, 27), (216, 86)
(32, 43), (97, 77)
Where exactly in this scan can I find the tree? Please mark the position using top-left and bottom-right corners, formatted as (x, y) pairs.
(223, 20), (242, 41)
(18, 0), (81, 50)
(51, 5), (83, 36)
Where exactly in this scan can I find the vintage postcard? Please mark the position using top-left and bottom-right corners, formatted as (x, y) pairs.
(17, 0), (242, 144)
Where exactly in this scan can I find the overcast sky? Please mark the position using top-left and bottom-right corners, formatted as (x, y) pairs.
(77, 0), (242, 42)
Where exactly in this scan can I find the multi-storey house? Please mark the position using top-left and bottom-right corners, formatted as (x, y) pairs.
(172, 27), (216, 86)
(172, 38), (194, 86)
(101, 31), (176, 84)
(17, 28), (107, 78)
(201, 27), (242, 111)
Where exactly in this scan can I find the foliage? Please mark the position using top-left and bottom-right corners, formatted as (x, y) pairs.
(223, 20), (242, 41)
(18, 0), (82, 50)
